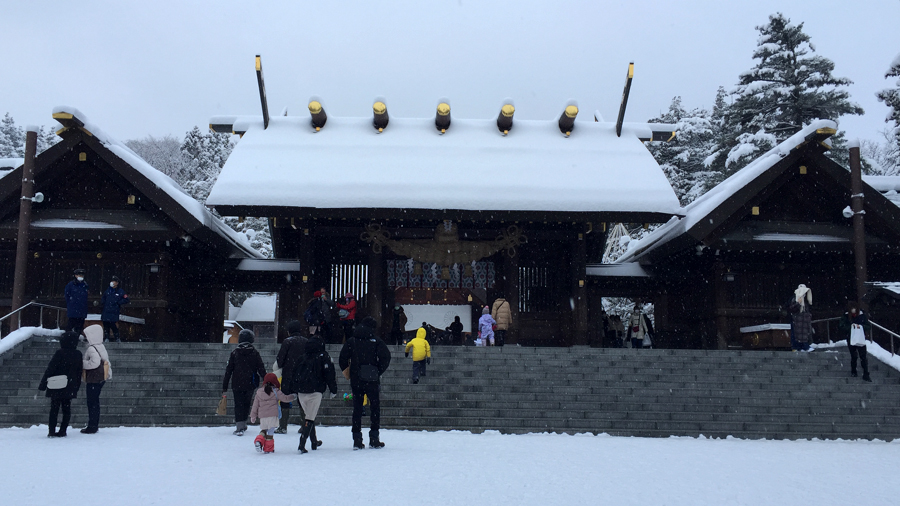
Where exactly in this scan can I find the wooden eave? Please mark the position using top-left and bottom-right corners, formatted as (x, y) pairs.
(0, 128), (257, 259)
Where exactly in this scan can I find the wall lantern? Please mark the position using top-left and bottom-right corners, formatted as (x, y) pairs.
(147, 262), (161, 273)
(724, 270), (735, 282)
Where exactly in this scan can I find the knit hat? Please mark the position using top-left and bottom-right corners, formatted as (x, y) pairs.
(286, 320), (304, 336)
(361, 316), (378, 329)
(238, 329), (255, 344)
(345, 292), (354, 299)
(263, 373), (279, 389)
(482, 306), (490, 315)
(313, 290), (322, 298)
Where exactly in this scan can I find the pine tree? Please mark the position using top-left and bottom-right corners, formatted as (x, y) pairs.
(714, 13), (864, 175)
(645, 97), (718, 205)
(875, 53), (900, 175)
(180, 126), (233, 204)
(0, 113), (24, 157)
(125, 135), (187, 181)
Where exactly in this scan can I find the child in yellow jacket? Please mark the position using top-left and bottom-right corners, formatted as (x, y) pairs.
(404, 327), (432, 384)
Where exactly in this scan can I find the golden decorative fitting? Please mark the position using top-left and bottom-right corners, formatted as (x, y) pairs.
(79, 152), (87, 161)
(564, 105), (578, 118)
(373, 102), (387, 115)
(437, 103), (450, 116)
(501, 104), (515, 117)
(308, 101), (323, 114)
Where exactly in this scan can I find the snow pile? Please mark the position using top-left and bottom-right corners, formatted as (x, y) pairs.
(207, 115), (682, 215)
(50, 107), (261, 259)
(0, 157), (23, 170)
(0, 327), (64, 357)
(2, 425), (899, 505)
(234, 294), (277, 323)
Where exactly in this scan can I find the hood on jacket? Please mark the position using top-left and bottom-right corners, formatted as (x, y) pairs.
(416, 327), (427, 340)
(83, 325), (104, 346)
(286, 320), (304, 336)
(305, 336), (326, 355)
(60, 331), (79, 350)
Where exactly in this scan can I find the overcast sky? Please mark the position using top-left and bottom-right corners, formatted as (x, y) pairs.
(4, 1), (899, 144)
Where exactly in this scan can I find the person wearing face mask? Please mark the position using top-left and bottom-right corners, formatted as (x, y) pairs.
(100, 276), (129, 343)
(64, 268), (89, 336)
(838, 301), (873, 382)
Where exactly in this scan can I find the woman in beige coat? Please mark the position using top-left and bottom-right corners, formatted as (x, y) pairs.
(82, 325), (111, 434)
(491, 297), (512, 347)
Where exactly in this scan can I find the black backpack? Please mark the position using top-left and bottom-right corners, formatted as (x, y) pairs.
(292, 354), (318, 394)
(304, 304), (318, 326)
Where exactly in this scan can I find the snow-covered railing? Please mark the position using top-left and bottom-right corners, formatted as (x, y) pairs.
(0, 302), (66, 338)
(810, 316), (900, 356)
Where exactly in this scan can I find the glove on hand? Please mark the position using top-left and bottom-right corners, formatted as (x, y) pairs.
(404, 352), (409, 358)
(426, 358), (431, 365)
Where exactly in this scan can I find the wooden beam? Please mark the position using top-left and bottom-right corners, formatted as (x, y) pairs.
(615, 62), (634, 137)
(256, 55), (269, 130)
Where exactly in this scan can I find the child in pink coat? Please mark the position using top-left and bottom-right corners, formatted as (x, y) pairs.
(250, 373), (296, 453)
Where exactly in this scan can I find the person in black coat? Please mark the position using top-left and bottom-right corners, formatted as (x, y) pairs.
(275, 320), (308, 434)
(447, 316), (464, 346)
(339, 316), (392, 449)
(222, 329), (266, 436)
(294, 335), (338, 453)
(38, 331), (83, 438)
(100, 276), (129, 342)
(838, 301), (873, 382)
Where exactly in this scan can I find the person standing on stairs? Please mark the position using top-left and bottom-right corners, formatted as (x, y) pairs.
(292, 333), (337, 453)
(274, 320), (308, 434)
(405, 327), (432, 384)
(250, 373), (296, 454)
(491, 296), (512, 347)
(222, 329), (267, 436)
(38, 331), (83, 438)
(339, 316), (392, 450)
(788, 284), (813, 351)
(100, 276), (129, 343)
(64, 268), (89, 336)
(81, 325), (111, 434)
(838, 301), (873, 382)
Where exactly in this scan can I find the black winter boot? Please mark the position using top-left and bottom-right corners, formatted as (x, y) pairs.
(353, 437), (365, 450)
(298, 420), (312, 453)
(863, 372), (872, 382)
(369, 437), (385, 449)
(309, 421), (322, 450)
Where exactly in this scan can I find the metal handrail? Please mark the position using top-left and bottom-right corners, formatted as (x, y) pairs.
(810, 316), (900, 357)
(0, 302), (67, 338)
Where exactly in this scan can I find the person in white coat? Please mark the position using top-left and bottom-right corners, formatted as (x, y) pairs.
(82, 325), (111, 434)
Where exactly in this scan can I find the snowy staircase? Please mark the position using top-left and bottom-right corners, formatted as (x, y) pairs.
(1, 338), (899, 440)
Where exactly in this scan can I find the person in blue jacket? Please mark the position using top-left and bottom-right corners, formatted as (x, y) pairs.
(64, 268), (89, 336)
(101, 276), (129, 342)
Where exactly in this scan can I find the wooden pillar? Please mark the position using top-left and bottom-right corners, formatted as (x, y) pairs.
(503, 252), (519, 345)
(572, 234), (588, 345)
(367, 248), (384, 329)
(849, 144), (868, 308)
(297, 226), (315, 318)
(713, 261), (728, 350)
(275, 283), (300, 343)
(11, 130), (37, 332)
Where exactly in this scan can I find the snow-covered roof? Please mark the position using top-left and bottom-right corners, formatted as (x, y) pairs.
(869, 281), (900, 297)
(234, 294), (277, 322)
(863, 176), (900, 208)
(206, 115), (681, 216)
(617, 120), (838, 263)
(0, 158), (23, 170)
(50, 106), (262, 259)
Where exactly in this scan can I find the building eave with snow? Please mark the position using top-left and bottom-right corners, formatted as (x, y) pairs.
(0, 108), (264, 342)
(613, 121), (900, 349)
(204, 92), (684, 346)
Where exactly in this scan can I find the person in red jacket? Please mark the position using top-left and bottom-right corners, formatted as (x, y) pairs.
(336, 292), (357, 343)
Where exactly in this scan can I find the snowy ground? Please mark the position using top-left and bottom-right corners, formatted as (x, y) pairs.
(2, 425), (898, 505)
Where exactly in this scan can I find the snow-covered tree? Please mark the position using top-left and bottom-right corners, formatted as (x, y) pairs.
(124, 135), (187, 181)
(223, 216), (273, 258)
(0, 114), (60, 157)
(646, 97), (719, 205)
(0, 113), (24, 157)
(875, 53), (900, 175)
(712, 13), (864, 175)
(180, 126), (232, 204)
